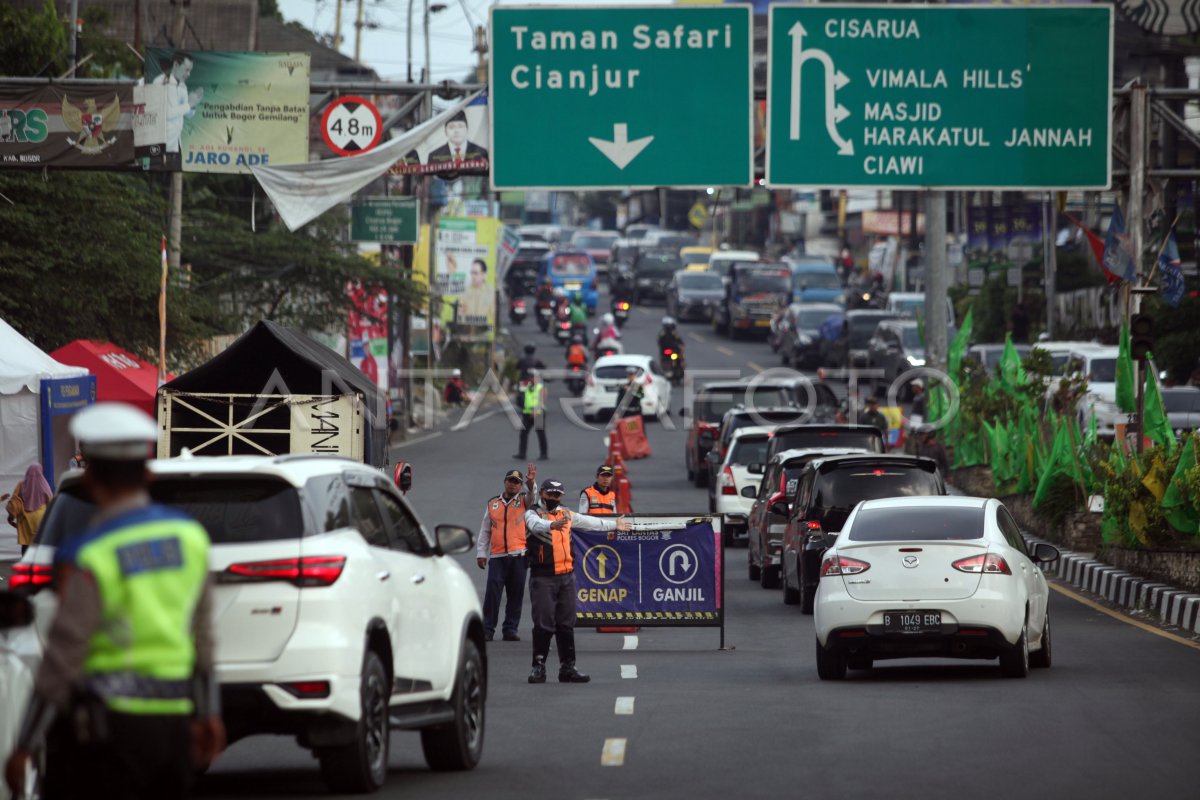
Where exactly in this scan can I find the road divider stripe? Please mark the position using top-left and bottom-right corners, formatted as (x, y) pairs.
(747, 361), (764, 373)
(601, 738), (627, 766)
(621, 664), (638, 679)
(716, 346), (735, 356)
(615, 697), (635, 715)
(1050, 582), (1200, 652)
(623, 635), (638, 650)
(688, 332), (706, 344)
(393, 431), (442, 449)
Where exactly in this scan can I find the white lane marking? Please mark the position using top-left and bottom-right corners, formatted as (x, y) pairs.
(450, 408), (501, 431)
(688, 331), (706, 344)
(615, 697), (635, 715)
(716, 345), (735, 356)
(623, 635), (639, 650)
(747, 361), (765, 373)
(601, 738), (627, 766)
(621, 664), (638, 679)
(393, 431), (443, 449)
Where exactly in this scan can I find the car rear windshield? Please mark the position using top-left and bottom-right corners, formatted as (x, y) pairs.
(1163, 390), (1200, 412)
(679, 272), (722, 290)
(596, 365), (642, 380)
(735, 269), (790, 295)
(775, 429), (885, 453)
(797, 308), (840, 328)
(551, 254), (591, 276)
(637, 255), (682, 276)
(1089, 358), (1117, 382)
(730, 436), (770, 465)
(697, 387), (791, 421)
(794, 271), (840, 290)
(36, 478), (304, 547)
(848, 505), (986, 542)
(681, 251), (711, 266)
(813, 466), (941, 510)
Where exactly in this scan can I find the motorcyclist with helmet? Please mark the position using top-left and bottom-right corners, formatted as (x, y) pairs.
(517, 344), (546, 382)
(656, 316), (685, 381)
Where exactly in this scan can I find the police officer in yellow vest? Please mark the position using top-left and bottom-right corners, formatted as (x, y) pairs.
(523, 479), (631, 684)
(475, 465), (538, 642)
(579, 464), (618, 515)
(513, 369), (548, 461)
(4, 403), (224, 800)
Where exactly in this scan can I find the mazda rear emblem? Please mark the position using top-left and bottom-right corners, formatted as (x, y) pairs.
(902, 555), (919, 568)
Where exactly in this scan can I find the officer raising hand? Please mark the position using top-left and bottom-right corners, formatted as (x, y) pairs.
(4, 403), (224, 800)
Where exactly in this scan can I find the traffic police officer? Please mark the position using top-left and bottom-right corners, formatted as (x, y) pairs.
(579, 464), (618, 515)
(524, 479), (631, 684)
(475, 465), (538, 642)
(4, 403), (224, 800)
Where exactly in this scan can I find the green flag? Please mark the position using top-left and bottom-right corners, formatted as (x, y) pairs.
(998, 333), (1026, 390)
(1084, 408), (1098, 447)
(948, 308), (972, 384)
(1101, 445), (1126, 544)
(1115, 320), (1135, 413)
(1143, 356), (1177, 455)
(1161, 434), (1199, 535)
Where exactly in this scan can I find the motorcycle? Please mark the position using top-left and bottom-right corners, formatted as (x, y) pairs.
(509, 297), (528, 326)
(536, 299), (553, 332)
(661, 348), (685, 386)
(565, 363), (586, 396)
(555, 319), (574, 345)
(612, 299), (631, 328)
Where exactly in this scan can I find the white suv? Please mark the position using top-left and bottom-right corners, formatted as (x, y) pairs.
(711, 425), (775, 544)
(15, 454), (487, 794)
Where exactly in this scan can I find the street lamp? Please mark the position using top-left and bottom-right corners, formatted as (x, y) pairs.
(408, 0), (448, 84)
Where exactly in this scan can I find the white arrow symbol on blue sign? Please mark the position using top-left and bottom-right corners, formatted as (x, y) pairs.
(589, 123), (655, 170)
(788, 22), (854, 156)
(667, 548), (691, 577)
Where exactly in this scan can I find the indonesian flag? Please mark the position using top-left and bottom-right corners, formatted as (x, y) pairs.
(1063, 213), (1121, 285)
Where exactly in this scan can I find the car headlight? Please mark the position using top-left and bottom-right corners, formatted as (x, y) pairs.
(906, 356), (925, 366)
(799, 334), (813, 345)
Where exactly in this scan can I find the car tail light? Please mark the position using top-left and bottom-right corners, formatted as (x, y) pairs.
(10, 562), (53, 590)
(225, 556), (347, 587)
(805, 521), (822, 530)
(952, 554), (1012, 575)
(279, 680), (331, 699)
(820, 555), (870, 577)
(720, 466), (738, 495)
(514, 299), (526, 309)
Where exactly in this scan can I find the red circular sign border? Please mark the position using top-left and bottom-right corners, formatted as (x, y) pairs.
(321, 95), (384, 157)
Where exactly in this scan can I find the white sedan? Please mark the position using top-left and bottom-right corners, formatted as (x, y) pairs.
(814, 496), (1058, 680)
(582, 354), (672, 421)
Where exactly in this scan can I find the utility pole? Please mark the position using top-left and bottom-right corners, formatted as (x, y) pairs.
(407, 0), (415, 82)
(334, 0), (344, 52)
(423, 0), (432, 118)
(354, 0), (364, 62)
(163, 3), (188, 382)
(1043, 193), (1056, 338)
(925, 191), (949, 372)
(1129, 81), (1148, 315)
(68, 0), (79, 76)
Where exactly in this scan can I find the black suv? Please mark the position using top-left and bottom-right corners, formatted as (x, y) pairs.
(631, 250), (683, 304)
(781, 454), (945, 613)
(763, 424), (885, 466)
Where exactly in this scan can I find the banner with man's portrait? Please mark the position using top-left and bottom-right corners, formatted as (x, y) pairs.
(389, 92), (490, 179)
(436, 216), (500, 343)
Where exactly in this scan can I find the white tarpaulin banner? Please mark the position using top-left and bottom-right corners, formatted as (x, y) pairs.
(251, 92), (480, 231)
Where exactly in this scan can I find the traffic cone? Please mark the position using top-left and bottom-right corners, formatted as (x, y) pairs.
(614, 458), (633, 514)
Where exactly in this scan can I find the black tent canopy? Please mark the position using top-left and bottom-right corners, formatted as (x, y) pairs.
(159, 321), (389, 467)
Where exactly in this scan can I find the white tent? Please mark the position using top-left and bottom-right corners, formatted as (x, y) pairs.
(0, 318), (90, 497)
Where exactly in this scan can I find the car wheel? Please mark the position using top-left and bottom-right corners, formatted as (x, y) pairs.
(782, 574), (800, 605)
(747, 551), (760, 581)
(318, 649), (390, 793)
(999, 622), (1030, 679)
(759, 563), (780, 590)
(694, 461), (709, 488)
(421, 639), (486, 770)
(800, 583), (816, 615)
(815, 638), (846, 681)
(1030, 613), (1052, 669)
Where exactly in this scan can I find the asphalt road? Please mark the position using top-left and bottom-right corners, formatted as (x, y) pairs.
(198, 293), (1200, 800)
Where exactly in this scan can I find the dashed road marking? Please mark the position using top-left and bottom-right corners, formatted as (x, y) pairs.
(393, 431), (443, 449)
(615, 697), (635, 715)
(688, 332), (706, 344)
(601, 738), (627, 766)
(623, 635), (639, 650)
(747, 361), (765, 373)
(621, 664), (638, 679)
(716, 345), (735, 356)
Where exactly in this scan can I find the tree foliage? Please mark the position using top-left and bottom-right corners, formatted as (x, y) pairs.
(0, 1), (68, 77)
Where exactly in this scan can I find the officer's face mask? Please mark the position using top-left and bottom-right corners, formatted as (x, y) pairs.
(543, 493), (563, 511)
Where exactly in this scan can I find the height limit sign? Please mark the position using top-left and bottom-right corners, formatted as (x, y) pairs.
(321, 96), (383, 157)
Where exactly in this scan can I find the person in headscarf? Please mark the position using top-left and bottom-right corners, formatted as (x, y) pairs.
(6, 464), (53, 555)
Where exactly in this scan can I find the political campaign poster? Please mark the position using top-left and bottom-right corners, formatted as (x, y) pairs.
(348, 284), (389, 394)
(389, 92), (489, 179)
(572, 515), (723, 627)
(0, 84), (136, 169)
(145, 48), (310, 173)
(435, 217), (500, 342)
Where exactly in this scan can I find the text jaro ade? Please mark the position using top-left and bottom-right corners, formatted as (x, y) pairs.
(185, 150), (270, 167)
(506, 21), (736, 96)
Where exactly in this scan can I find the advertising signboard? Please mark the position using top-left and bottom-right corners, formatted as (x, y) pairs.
(0, 84), (135, 169)
(573, 515), (723, 628)
(436, 217), (501, 342)
(145, 49), (310, 173)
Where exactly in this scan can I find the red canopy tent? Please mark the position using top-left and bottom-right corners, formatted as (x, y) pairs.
(49, 340), (165, 417)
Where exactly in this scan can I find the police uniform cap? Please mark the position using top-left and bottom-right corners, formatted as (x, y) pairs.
(596, 465), (615, 476)
(70, 402), (157, 461)
(504, 469), (523, 482)
(540, 479), (565, 495)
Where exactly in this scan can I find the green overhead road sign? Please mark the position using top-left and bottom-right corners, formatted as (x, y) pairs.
(490, 5), (753, 190)
(766, 5), (1113, 189)
(351, 197), (419, 243)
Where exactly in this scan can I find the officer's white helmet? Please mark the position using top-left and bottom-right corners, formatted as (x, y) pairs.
(70, 402), (157, 461)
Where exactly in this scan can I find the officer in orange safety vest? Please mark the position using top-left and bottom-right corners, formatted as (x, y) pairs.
(524, 479), (631, 684)
(475, 464), (538, 642)
(579, 464), (618, 515)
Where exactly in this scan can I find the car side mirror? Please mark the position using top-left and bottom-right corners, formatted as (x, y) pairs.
(393, 461), (413, 494)
(740, 486), (758, 499)
(435, 525), (473, 556)
(0, 591), (34, 630)
(747, 463), (765, 475)
(705, 451), (720, 465)
(1033, 542), (1059, 565)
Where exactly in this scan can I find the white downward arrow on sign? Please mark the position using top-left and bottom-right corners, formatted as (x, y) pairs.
(588, 123), (654, 170)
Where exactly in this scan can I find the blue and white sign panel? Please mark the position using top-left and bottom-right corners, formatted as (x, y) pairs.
(573, 514), (723, 627)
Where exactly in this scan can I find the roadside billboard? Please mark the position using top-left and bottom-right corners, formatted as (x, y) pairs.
(573, 515), (724, 629)
(435, 216), (500, 342)
(144, 48), (310, 173)
(390, 92), (489, 179)
(0, 84), (135, 169)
